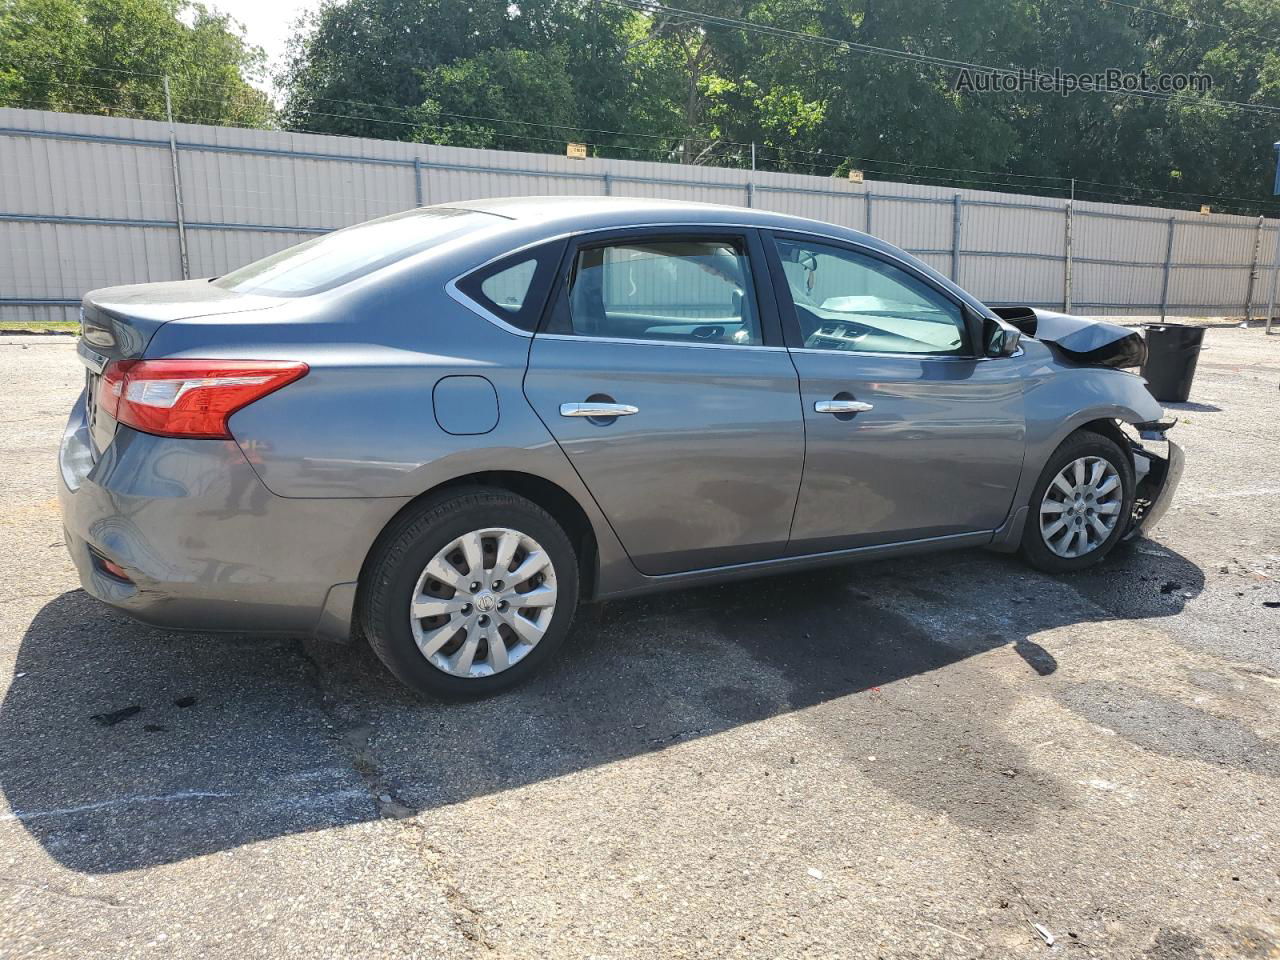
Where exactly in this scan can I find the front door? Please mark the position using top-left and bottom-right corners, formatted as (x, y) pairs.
(523, 229), (805, 575)
(765, 231), (1027, 553)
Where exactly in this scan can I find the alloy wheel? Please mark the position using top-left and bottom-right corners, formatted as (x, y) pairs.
(409, 527), (558, 678)
(1039, 456), (1123, 559)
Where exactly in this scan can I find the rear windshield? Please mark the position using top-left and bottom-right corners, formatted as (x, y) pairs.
(213, 207), (499, 297)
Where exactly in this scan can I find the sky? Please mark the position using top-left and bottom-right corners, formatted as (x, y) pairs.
(205, 0), (315, 102)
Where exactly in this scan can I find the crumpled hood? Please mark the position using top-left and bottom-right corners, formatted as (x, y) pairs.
(992, 307), (1146, 369)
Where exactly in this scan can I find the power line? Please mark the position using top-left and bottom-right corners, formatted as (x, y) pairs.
(13, 78), (1280, 213)
(269, 94), (1280, 211)
(599, 0), (1280, 118)
(1086, 0), (1280, 46)
(10, 91), (1277, 213)
(9, 53), (1280, 214)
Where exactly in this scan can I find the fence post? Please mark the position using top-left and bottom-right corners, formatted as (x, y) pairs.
(413, 157), (423, 207)
(746, 181), (754, 208)
(864, 191), (873, 234)
(603, 172), (612, 196)
(162, 76), (190, 281)
(1063, 200), (1074, 313)
(1158, 216), (1176, 322)
(951, 194), (962, 282)
(1265, 220), (1280, 335)
(1244, 215), (1264, 323)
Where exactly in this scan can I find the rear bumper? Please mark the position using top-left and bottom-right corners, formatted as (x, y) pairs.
(58, 396), (407, 639)
(1125, 438), (1184, 540)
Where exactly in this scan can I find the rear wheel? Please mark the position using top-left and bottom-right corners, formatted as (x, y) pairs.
(1020, 430), (1134, 573)
(359, 488), (579, 698)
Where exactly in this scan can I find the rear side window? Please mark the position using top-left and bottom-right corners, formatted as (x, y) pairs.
(455, 241), (564, 332)
(214, 207), (499, 297)
(480, 259), (538, 311)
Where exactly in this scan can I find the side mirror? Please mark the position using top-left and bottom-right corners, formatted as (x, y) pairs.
(984, 317), (1021, 358)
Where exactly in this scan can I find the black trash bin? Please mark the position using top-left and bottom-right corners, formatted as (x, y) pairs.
(1141, 323), (1206, 403)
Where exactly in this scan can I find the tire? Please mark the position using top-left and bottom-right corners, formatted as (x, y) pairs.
(359, 487), (579, 699)
(1019, 429), (1134, 574)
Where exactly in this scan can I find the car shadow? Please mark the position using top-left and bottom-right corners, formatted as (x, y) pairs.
(1165, 400), (1222, 413)
(1, 540), (1203, 874)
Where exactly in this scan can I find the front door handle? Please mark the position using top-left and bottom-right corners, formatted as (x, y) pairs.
(814, 399), (873, 415)
(560, 402), (640, 418)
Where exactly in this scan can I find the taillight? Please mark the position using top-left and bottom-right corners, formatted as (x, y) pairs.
(96, 359), (308, 439)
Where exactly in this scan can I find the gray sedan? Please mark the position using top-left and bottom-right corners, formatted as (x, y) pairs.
(59, 197), (1182, 697)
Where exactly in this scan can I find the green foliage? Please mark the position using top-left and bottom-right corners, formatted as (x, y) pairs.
(0, 0), (271, 125)
(413, 47), (578, 150)
(11, 0), (1280, 212)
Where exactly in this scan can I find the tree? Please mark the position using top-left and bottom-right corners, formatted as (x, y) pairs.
(0, 0), (272, 125)
(275, 0), (1280, 213)
(413, 47), (578, 151)
(279, 0), (527, 137)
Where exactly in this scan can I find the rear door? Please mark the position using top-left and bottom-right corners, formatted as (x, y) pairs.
(522, 227), (805, 575)
(764, 230), (1027, 553)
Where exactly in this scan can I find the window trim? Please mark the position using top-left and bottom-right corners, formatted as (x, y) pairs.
(763, 229), (982, 360)
(452, 239), (566, 334)
(536, 227), (785, 348)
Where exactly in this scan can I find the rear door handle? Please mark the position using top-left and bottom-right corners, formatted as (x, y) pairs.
(814, 399), (873, 414)
(560, 402), (639, 418)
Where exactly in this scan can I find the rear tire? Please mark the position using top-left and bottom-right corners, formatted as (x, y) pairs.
(359, 487), (579, 699)
(1020, 429), (1134, 574)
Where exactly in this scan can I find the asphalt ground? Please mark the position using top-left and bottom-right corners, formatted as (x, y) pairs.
(1, 328), (1278, 959)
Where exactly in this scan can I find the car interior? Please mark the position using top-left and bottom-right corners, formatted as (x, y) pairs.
(775, 240), (969, 355)
(566, 239), (762, 345)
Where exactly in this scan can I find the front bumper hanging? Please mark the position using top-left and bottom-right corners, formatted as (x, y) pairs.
(1124, 421), (1184, 540)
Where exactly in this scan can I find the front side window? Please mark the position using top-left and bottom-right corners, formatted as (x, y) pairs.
(557, 238), (762, 346)
(774, 238), (969, 356)
(215, 207), (499, 297)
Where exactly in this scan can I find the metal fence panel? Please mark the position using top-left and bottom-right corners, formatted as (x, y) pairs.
(185, 229), (322, 281)
(964, 203), (1063, 257)
(967, 255), (1065, 307)
(1074, 262), (1166, 311)
(2, 106), (1276, 326)
(872, 197), (952, 260)
(1, 220), (177, 301)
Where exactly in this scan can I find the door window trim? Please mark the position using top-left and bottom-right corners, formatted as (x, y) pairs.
(535, 226), (787, 348)
(763, 229), (986, 360)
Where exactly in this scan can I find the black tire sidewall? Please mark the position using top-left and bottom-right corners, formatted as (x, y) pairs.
(361, 490), (579, 699)
(1021, 431), (1134, 573)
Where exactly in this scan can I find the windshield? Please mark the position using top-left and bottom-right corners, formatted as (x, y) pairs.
(213, 207), (500, 297)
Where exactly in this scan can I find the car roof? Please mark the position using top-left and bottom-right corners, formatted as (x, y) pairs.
(451, 195), (871, 243)
(434, 196), (993, 319)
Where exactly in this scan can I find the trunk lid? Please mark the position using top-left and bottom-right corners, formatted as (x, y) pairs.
(78, 280), (281, 458)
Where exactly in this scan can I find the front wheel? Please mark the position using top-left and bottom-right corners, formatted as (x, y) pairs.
(359, 488), (579, 698)
(1020, 430), (1134, 573)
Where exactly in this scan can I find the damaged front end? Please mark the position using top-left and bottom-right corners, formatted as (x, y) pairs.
(994, 306), (1181, 537)
(1125, 419), (1184, 540)
(992, 306), (1146, 369)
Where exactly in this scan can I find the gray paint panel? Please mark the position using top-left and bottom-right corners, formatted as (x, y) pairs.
(523, 334), (806, 575)
(433, 375), (500, 435)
